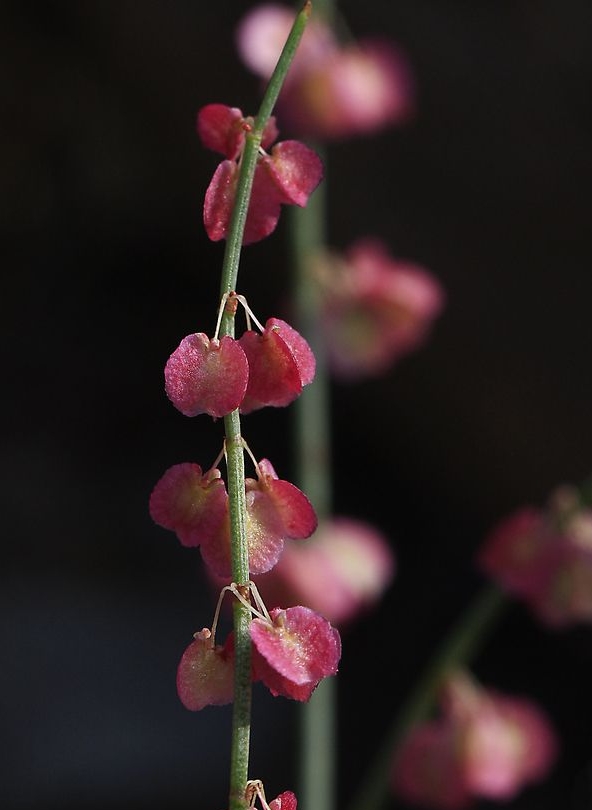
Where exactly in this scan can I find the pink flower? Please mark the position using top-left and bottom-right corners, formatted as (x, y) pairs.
(236, 5), (414, 139)
(311, 239), (445, 379)
(176, 628), (234, 711)
(477, 485), (592, 627)
(269, 792), (297, 810)
(251, 605), (341, 701)
(151, 458), (317, 579)
(238, 317), (316, 413)
(198, 103), (322, 244)
(253, 517), (395, 626)
(235, 458), (317, 576)
(391, 671), (558, 808)
(149, 463), (228, 548)
(164, 332), (249, 418)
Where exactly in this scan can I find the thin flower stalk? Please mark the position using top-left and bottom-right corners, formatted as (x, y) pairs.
(289, 183), (337, 810)
(211, 5), (313, 807)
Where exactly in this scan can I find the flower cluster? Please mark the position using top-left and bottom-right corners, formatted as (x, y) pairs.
(310, 239), (445, 379)
(198, 103), (323, 244)
(176, 585), (341, 710)
(150, 457), (317, 578)
(236, 3), (414, 139)
(391, 671), (558, 809)
(150, 83), (341, 718)
(478, 483), (592, 627)
(164, 296), (316, 418)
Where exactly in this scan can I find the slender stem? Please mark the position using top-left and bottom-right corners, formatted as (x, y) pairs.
(286, 4), (335, 805)
(347, 584), (508, 810)
(290, 158), (336, 810)
(214, 6), (313, 808)
(218, 1), (311, 303)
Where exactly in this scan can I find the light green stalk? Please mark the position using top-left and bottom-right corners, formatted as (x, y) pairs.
(215, 5), (313, 808)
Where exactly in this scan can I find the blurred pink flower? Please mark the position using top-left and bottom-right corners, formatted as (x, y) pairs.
(391, 671), (558, 808)
(253, 517), (395, 626)
(236, 4), (414, 139)
(311, 239), (445, 379)
(478, 484), (592, 627)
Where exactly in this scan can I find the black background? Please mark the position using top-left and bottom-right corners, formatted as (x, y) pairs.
(3, 1), (592, 808)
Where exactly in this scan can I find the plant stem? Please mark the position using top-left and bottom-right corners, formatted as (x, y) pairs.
(290, 153), (336, 810)
(347, 584), (508, 810)
(215, 5), (313, 807)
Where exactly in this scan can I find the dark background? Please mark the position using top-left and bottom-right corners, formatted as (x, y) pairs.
(3, 1), (592, 808)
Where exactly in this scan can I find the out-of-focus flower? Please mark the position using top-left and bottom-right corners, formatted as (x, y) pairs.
(391, 671), (558, 808)
(236, 4), (414, 139)
(310, 239), (445, 379)
(197, 103), (322, 244)
(253, 517), (395, 626)
(477, 484), (592, 627)
(251, 605), (341, 701)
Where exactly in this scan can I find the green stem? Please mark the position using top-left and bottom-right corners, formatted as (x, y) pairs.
(214, 6), (313, 808)
(290, 157), (336, 810)
(347, 584), (508, 810)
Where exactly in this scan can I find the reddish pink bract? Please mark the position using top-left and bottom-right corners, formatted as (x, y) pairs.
(176, 629), (234, 711)
(164, 333), (249, 418)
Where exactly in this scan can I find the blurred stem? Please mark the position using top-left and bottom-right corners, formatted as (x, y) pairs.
(347, 584), (508, 810)
(216, 5), (312, 808)
(290, 168), (336, 810)
(288, 11), (336, 810)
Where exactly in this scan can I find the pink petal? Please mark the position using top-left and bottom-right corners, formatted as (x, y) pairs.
(391, 722), (471, 809)
(260, 478), (317, 539)
(269, 791), (297, 810)
(205, 160), (283, 244)
(203, 160), (240, 242)
(197, 509), (233, 578)
(244, 487), (289, 575)
(251, 606), (341, 689)
(239, 328), (303, 413)
(261, 141), (323, 206)
(266, 318), (316, 385)
(196, 103), (245, 160)
(164, 333), (249, 418)
(176, 628), (234, 710)
(243, 164), (284, 244)
(149, 463), (228, 548)
(199, 486), (287, 578)
(256, 458), (317, 539)
(239, 319), (315, 413)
